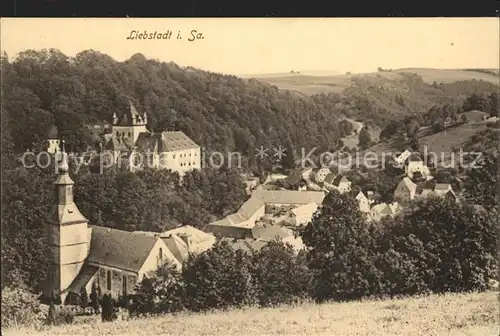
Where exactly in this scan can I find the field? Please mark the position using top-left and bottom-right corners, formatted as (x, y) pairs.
(6, 291), (498, 336)
(252, 68), (500, 95)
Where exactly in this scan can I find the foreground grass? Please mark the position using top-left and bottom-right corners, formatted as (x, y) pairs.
(6, 291), (499, 336)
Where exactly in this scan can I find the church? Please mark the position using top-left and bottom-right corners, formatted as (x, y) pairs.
(102, 101), (201, 175)
(42, 144), (182, 305)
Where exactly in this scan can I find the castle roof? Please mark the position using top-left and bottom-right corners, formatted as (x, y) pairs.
(115, 101), (146, 126)
(135, 131), (199, 152)
(87, 225), (161, 273)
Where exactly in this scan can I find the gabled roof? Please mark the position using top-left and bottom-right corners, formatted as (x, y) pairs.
(209, 190), (325, 227)
(161, 234), (189, 264)
(324, 173), (336, 184)
(283, 173), (302, 186)
(408, 153), (423, 162)
(356, 191), (368, 201)
(87, 225), (160, 273)
(105, 135), (133, 152)
(251, 226), (293, 241)
(221, 238), (269, 253)
(135, 131), (199, 152)
(161, 225), (214, 244)
(434, 183), (452, 191)
(332, 175), (349, 186)
(67, 264), (99, 295)
(398, 177), (418, 194)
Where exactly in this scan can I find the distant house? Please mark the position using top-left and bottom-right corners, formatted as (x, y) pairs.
(301, 167), (314, 180)
(417, 183), (457, 202)
(207, 190), (325, 238)
(281, 173), (307, 191)
(394, 177), (418, 202)
(356, 191), (371, 213)
(244, 176), (260, 195)
(221, 226), (305, 254)
(405, 154), (431, 180)
(323, 173), (336, 190)
(327, 175), (352, 194)
(314, 167), (332, 183)
(394, 149), (412, 166)
(103, 101), (201, 176)
(369, 202), (401, 222)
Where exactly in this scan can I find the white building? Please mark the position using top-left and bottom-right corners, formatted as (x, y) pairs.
(104, 101), (201, 176)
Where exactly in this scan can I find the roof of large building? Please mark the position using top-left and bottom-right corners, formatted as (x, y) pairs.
(209, 190), (325, 227)
(135, 131), (199, 152)
(87, 225), (160, 273)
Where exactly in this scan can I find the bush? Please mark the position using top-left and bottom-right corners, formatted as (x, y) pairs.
(128, 262), (185, 317)
(382, 198), (498, 294)
(89, 284), (101, 314)
(79, 286), (89, 309)
(1, 286), (47, 329)
(182, 241), (258, 312)
(101, 294), (116, 322)
(301, 191), (381, 302)
(253, 240), (311, 307)
(45, 302), (75, 326)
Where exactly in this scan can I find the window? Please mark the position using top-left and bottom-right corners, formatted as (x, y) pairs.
(122, 275), (127, 295)
(128, 132), (131, 137)
(158, 248), (163, 266)
(173, 154), (176, 159)
(106, 270), (112, 291)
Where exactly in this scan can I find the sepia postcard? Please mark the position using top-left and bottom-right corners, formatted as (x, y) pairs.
(1, 18), (499, 336)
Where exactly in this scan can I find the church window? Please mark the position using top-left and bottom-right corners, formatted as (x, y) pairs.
(122, 275), (127, 295)
(158, 248), (163, 266)
(106, 270), (112, 291)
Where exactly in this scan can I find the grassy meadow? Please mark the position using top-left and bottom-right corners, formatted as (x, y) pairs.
(5, 291), (498, 336)
(252, 68), (500, 95)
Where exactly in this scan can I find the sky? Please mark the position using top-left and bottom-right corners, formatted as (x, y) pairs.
(1, 18), (498, 76)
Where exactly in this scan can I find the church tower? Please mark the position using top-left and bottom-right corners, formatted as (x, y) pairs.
(43, 141), (92, 304)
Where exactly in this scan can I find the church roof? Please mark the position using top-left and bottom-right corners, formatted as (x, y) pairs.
(87, 225), (160, 273)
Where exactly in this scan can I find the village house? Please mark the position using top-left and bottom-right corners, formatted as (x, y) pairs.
(243, 176), (260, 195)
(220, 226), (305, 254)
(356, 191), (373, 213)
(206, 190), (325, 238)
(326, 175), (352, 194)
(314, 167), (332, 183)
(103, 101), (201, 176)
(369, 202), (401, 222)
(41, 144), (181, 305)
(405, 154), (431, 180)
(394, 149), (412, 167)
(134, 225), (216, 264)
(394, 177), (418, 203)
(281, 173), (307, 191)
(417, 183), (458, 202)
(301, 167), (314, 180)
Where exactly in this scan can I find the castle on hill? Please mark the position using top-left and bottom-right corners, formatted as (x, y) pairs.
(102, 101), (201, 175)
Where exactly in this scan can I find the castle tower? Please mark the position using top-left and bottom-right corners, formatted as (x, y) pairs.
(111, 101), (148, 146)
(43, 141), (92, 304)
